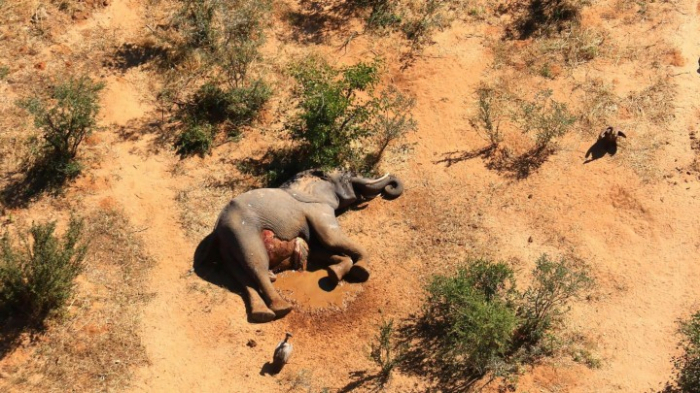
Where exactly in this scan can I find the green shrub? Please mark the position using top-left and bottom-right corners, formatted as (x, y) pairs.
(175, 0), (220, 51)
(0, 65), (9, 80)
(225, 80), (272, 127)
(357, 0), (447, 49)
(424, 260), (518, 375)
(363, 0), (402, 32)
(414, 255), (593, 387)
(288, 57), (415, 173)
(176, 122), (214, 157)
(219, 0), (269, 88)
(18, 76), (104, 179)
(671, 311), (700, 393)
(0, 217), (87, 323)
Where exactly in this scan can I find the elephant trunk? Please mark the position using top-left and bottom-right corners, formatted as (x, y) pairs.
(352, 174), (404, 200)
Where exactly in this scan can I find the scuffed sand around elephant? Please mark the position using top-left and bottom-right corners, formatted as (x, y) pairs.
(274, 270), (363, 311)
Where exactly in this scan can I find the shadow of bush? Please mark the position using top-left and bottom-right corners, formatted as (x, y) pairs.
(505, 0), (584, 40)
(1, 154), (79, 208)
(235, 146), (310, 187)
(105, 42), (170, 72)
(395, 315), (485, 393)
(434, 145), (552, 180)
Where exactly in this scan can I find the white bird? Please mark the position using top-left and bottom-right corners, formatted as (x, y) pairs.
(273, 332), (293, 369)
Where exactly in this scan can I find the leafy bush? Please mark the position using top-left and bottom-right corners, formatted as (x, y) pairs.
(669, 312), (700, 393)
(425, 260), (517, 375)
(369, 318), (406, 387)
(176, 122), (214, 157)
(174, 0), (220, 51)
(412, 255), (593, 387)
(219, 0), (269, 89)
(288, 57), (415, 173)
(355, 0), (448, 49)
(0, 217), (87, 323)
(186, 80), (271, 127)
(19, 76), (104, 179)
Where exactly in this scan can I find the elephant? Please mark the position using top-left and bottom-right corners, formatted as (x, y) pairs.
(208, 169), (403, 323)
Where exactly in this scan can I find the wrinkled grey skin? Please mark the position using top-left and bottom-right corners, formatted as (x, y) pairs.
(211, 169), (403, 323)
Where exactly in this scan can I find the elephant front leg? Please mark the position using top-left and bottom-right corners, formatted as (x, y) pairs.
(308, 216), (370, 283)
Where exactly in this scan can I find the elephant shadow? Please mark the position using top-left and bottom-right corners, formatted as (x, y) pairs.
(192, 234), (250, 312)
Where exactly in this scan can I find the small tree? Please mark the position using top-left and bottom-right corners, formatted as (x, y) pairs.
(0, 217), (88, 323)
(166, 0), (272, 156)
(473, 86), (503, 147)
(369, 318), (406, 387)
(517, 89), (576, 152)
(19, 76), (104, 178)
(515, 254), (594, 350)
(412, 256), (594, 389)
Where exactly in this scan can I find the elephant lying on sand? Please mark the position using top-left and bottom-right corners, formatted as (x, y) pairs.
(209, 169), (403, 322)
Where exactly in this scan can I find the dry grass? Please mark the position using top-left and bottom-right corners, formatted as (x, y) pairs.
(577, 78), (619, 132)
(622, 77), (676, 126)
(176, 170), (257, 238)
(0, 208), (153, 392)
(577, 75), (676, 130)
(487, 26), (608, 78)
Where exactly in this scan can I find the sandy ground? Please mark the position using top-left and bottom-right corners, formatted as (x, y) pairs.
(1, 0), (700, 392)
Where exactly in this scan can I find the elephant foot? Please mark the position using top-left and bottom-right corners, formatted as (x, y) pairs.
(250, 308), (277, 323)
(327, 259), (353, 284)
(347, 261), (370, 282)
(269, 298), (293, 318)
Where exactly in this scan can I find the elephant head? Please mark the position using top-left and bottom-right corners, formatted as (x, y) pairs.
(281, 170), (404, 209)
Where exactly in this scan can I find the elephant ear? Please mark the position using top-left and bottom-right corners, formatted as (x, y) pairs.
(281, 170), (336, 205)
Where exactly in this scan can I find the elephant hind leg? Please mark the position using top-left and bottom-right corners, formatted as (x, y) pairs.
(227, 237), (292, 318)
(219, 245), (276, 323)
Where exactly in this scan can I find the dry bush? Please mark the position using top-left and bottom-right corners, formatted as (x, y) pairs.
(156, 0), (273, 156)
(497, 26), (607, 77)
(622, 77), (675, 126)
(1, 208), (153, 392)
(357, 0), (452, 50)
(578, 76), (675, 130)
